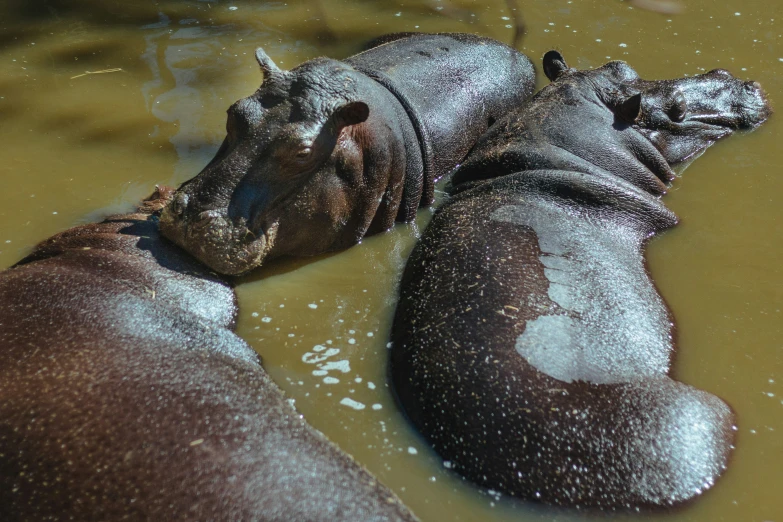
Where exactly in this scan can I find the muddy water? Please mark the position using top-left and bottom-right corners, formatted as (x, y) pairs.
(0, 0), (780, 520)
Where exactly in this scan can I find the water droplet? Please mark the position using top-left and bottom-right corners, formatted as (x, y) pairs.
(340, 398), (366, 410)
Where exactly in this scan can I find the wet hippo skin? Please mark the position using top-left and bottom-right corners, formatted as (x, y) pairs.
(159, 33), (536, 276)
(390, 51), (771, 509)
(0, 188), (417, 521)
(0, 33), (538, 521)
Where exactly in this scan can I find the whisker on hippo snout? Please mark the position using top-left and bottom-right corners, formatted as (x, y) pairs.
(242, 228), (257, 241)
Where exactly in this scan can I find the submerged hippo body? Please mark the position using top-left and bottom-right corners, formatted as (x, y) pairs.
(159, 33), (536, 275)
(391, 52), (770, 509)
(0, 189), (416, 521)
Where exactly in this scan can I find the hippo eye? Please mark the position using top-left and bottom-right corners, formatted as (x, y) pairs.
(296, 146), (312, 158)
(667, 93), (687, 123)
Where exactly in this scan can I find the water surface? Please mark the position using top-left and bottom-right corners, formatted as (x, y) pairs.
(0, 1), (780, 521)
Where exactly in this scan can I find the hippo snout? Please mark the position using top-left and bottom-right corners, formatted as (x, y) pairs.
(159, 198), (278, 276)
(740, 80), (772, 128)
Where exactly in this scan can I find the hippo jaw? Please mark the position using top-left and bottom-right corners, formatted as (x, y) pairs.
(160, 202), (280, 276)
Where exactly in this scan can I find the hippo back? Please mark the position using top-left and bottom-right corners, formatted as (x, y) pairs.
(391, 170), (733, 508)
(346, 33), (535, 204)
(0, 190), (417, 521)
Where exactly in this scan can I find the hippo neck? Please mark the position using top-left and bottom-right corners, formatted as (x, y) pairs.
(452, 96), (674, 198)
(350, 64), (436, 211)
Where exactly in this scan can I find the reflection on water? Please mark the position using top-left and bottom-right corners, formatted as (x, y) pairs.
(0, 1), (780, 521)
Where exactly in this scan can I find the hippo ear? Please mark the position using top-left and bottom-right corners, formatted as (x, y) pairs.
(255, 47), (282, 82)
(543, 50), (569, 82)
(332, 101), (370, 130)
(616, 93), (642, 123)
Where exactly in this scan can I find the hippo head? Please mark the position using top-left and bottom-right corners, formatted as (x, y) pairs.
(160, 49), (404, 275)
(542, 50), (771, 188)
(454, 52), (770, 194)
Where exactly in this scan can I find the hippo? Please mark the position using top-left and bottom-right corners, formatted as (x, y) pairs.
(159, 32), (536, 275)
(390, 51), (771, 509)
(0, 188), (417, 521)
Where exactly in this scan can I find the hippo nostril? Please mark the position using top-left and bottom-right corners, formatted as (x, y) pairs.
(172, 193), (189, 217)
(191, 210), (223, 233)
(197, 210), (220, 222)
(744, 81), (762, 93)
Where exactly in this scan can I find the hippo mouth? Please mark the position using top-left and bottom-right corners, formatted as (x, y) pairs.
(160, 206), (279, 276)
(687, 108), (770, 130)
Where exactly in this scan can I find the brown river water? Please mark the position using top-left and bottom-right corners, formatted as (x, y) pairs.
(0, 0), (780, 520)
